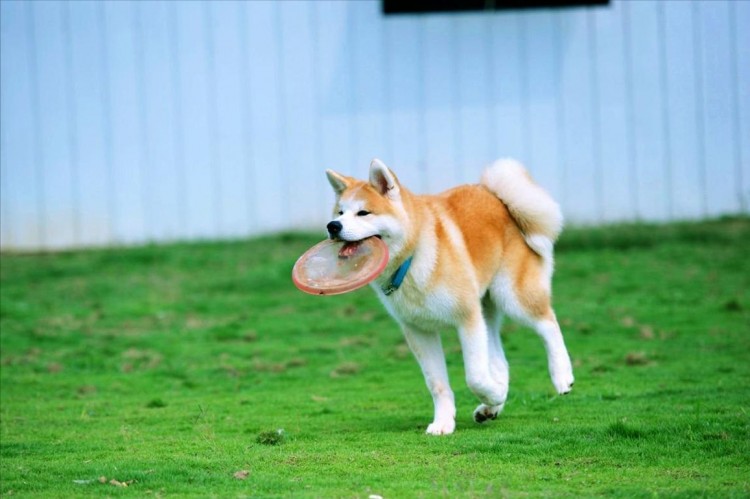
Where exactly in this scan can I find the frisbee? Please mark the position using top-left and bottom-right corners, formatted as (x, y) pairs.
(292, 237), (389, 296)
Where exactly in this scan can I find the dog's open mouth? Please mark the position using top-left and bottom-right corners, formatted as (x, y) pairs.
(337, 235), (381, 258)
(338, 240), (363, 258)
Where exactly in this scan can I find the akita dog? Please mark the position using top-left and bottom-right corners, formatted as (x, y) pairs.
(325, 159), (574, 435)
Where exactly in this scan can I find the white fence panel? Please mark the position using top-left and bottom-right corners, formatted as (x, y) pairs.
(594, 1), (633, 223)
(698, 1), (743, 217)
(739, 0), (750, 212)
(1, 0), (748, 251)
(558, 8), (600, 224)
(663, 0), (704, 221)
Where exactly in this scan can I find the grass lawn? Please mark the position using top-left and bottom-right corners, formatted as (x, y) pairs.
(1, 218), (749, 497)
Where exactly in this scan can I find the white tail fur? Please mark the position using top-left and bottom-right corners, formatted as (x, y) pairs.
(481, 159), (563, 260)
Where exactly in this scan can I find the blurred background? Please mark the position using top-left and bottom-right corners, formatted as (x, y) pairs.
(1, 0), (748, 251)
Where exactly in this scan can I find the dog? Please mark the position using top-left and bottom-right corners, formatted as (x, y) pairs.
(325, 158), (574, 435)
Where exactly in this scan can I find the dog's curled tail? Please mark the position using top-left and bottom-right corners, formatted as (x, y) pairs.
(481, 158), (563, 259)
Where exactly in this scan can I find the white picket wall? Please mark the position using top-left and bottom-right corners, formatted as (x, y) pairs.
(1, 0), (748, 251)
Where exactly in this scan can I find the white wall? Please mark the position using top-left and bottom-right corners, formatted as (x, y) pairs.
(1, 0), (748, 250)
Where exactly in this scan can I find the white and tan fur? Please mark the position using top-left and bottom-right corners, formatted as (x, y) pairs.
(325, 159), (574, 435)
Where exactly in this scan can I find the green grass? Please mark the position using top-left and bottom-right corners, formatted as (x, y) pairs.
(1, 218), (749, 497)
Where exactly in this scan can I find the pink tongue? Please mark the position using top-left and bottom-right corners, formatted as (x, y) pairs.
(338, 241), (362, 258)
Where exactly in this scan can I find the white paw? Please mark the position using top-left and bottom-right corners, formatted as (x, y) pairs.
(550, 360), (575, 394)
(426, 418), (455, 435)
(473, 403), (504, 423)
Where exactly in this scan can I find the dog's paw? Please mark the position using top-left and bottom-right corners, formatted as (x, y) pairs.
(425, 418), (455, 436)
(473, 403), (504, 423)
(551, 367), (575, 395)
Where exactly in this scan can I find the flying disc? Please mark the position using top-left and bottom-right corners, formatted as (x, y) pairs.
(292, 237), (389, 296)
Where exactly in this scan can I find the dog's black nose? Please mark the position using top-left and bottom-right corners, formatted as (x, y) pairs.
(327, 221), (343, 237)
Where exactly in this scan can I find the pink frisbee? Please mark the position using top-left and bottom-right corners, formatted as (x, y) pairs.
(292, 237), (389, 296)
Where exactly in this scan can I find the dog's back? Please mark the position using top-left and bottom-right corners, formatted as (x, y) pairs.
(412, 159), (562, 299)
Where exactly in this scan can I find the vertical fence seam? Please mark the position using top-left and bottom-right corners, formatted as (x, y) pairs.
(167, 2), (187, 238)
(416, 18), (427, 192)
(519, 13), (531, 166)
(554, 13), (567, 214)
(62, 2), (81, 245)
(382, 19), (393, 164)
(728, 0), (744, 213)
(274, 2), (290, 226)
(204, 1), (222, 236)
(450, 17), (461, 183)
(692, 1), (708, 217)
(657, 1), (674, 220)
(308, 2), (325, 217)
(238, 2), (256, 233)
(346, 3), (359, 174)
(133, 2), (152, 242)
(587, 8), (603, 223)
(27, 2), (46, 247)
(486, 15), (498, 162)
(621, 1), (638, 221)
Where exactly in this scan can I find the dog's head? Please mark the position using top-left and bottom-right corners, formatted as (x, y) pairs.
(325, 159), (409, 254)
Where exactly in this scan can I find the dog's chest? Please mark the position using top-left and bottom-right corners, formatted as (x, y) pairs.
(374, 282), (462, 331)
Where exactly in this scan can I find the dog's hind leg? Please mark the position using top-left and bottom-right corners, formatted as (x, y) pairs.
(402, 325), (456, 435)
(473, 295), (509, 423)
(489, 271), (574, 395)
(531, 313), (574, 394)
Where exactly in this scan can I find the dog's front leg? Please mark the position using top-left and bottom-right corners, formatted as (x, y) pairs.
(458, 309), (509, 411)
(402, 325), (456, 435)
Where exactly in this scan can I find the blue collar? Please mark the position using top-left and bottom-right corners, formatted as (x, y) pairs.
(382, 256), (413, 296)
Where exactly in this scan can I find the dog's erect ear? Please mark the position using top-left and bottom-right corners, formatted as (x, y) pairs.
(369, 159), (400, 199)
(326, 170), (351, 195)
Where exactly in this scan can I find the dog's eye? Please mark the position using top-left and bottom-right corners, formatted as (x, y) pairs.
(338, 210), (343, 216)
(356, 210), (371, 217)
